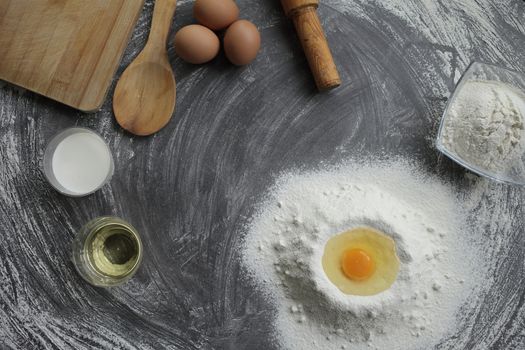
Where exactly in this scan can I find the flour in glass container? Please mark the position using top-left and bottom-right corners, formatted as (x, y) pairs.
(241, 159), (484, 350)
(440, 80), (525, 175)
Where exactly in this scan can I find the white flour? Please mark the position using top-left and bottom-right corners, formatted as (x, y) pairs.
(242, 158), (484, 350)
(440, 80), (525, 175)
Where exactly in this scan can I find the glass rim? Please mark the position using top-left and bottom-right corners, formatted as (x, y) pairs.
(42, 127), (115, 197)
(85, 218), (143, 279)
(73, 216), (143, 287)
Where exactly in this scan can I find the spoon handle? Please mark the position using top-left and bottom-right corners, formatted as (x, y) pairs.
(148, 0), (177, 51)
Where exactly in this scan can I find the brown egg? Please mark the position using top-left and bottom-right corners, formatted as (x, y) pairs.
(193, 0), (239, 31)
(174, 24), (220, 64)
(223, 20), (261, 66)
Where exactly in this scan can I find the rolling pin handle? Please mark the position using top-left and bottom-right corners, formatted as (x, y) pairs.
(281, 0), (341, 91)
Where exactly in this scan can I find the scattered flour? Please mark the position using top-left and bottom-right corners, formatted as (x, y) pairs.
(440, 80), (525, 176)
(242, 158), (484, 350)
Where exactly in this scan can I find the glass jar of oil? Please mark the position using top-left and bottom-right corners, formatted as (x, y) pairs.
(72, 216), (143, 287)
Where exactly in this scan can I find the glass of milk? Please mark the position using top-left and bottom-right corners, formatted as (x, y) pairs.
(43, 127), (114, 196)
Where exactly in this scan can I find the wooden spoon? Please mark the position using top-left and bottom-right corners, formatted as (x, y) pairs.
(113, 0), (177, 136)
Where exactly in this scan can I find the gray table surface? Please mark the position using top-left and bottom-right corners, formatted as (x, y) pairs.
(1, 0), (525, 349)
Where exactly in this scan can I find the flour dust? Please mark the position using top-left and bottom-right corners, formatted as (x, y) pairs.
(241, 158), (488, 350)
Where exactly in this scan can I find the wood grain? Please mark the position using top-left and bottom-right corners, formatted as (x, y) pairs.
(113, 0), (177, 136)
(281, 0), (341, 91)
(0, 0), (145, 112)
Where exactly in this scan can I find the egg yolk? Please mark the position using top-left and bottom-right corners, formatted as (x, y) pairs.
(341, 248), (375, 281)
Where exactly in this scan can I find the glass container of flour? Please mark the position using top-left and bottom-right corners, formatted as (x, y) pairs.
(43, 127), (114, 196)
(437, 62), (525, 185)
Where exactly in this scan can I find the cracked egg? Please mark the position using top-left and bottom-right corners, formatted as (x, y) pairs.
(321, 226), (400, 296)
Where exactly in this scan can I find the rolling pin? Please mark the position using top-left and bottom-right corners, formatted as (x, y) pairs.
(281, 0), (341, 91)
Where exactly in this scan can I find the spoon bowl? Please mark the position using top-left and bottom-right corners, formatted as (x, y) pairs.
(114, 61), (176, 136)
(113, 0), (178, 136)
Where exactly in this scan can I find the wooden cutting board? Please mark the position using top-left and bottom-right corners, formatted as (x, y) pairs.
(0, 0), (145, 112)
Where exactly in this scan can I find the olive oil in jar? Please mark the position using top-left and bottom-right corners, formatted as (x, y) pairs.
(72, 217), (143, 287)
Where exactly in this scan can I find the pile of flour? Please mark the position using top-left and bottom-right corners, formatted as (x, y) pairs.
(440, 80), (525, 176)
(242, 159), (483, 350)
